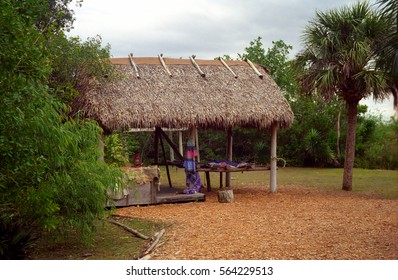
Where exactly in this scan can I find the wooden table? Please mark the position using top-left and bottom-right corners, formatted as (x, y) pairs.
(197, 166), (270, 191)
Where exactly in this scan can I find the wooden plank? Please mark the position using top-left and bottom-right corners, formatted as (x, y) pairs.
(197, 166), (270, 173)
(156, 193), (205, 204)
(197, 166), (271, 189)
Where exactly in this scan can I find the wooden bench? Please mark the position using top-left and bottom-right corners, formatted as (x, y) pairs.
(197, 166), (270, 191)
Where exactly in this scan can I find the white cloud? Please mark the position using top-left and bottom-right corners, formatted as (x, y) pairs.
(69, 0), (394, 119)
(71, 0), (377, 58)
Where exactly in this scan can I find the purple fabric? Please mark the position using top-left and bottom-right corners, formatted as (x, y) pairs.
(184, 171), (202, 194)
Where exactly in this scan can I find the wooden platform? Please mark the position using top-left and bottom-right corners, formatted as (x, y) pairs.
(156, 185), (206, 204)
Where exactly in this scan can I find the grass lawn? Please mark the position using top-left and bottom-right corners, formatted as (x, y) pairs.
(167, 167), (398, 199)
(28, 167), (397, 260)
(29, 217), (166, 260)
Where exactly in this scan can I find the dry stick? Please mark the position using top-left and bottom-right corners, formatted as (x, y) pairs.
(106, 219), (149, 240)
(141, 229), (166, 257)
(190, 55), (206, 77)
(245, 58), (263, 79)
(158, 54), (173, 77)
(128, 53), (140, 79)
(219, 57), (238, 78)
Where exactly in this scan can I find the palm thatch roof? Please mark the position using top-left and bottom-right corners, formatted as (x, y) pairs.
(73, 56), (293, 133)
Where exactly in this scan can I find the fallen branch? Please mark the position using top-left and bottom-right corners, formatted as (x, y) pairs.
(106, 219), (149, 240)
(139, 229), (166, 259)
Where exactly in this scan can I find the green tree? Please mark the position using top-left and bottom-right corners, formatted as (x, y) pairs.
(0, 0), (123, 259)
(355, 115), (398, 169)
(263, 40), (295, 97)
(296, 2), (391, 190)
(238, 36), (266, 64)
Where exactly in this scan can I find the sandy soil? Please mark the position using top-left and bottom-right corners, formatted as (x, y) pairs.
(116, 185), (398, 260)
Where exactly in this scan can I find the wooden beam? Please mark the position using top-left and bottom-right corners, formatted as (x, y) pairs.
(158, 129), (173, 188)
(195, 127), (200, 163)
(219, 57), (238, 78)
(168, 131), (175, 162)
(128, 53), (140, 79)
(158, 54), (173, 77)
(245, 58), (263, 79)
(226, 128), (233, 187)
(178, 131), (184, 157)
(154, 127), (159, 165)
(270, 123), (278, 192)
(157, 128), (184, 161)
(190, 55), (206, 77)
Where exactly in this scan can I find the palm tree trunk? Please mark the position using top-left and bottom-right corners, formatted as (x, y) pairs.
(336, 110), (341, 159)
(342, 100), (359, 191)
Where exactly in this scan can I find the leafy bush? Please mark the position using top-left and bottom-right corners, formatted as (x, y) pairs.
(0, 0), (125, 258)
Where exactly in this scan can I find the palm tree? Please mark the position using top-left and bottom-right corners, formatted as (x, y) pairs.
(377, 0), (398, 118)
(296, 2), (391, 191)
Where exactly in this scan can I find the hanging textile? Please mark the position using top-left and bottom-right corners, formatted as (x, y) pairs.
(183, 139), (201, 194)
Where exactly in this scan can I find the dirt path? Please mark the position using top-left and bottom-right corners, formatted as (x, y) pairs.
(116, 186), (398, 260)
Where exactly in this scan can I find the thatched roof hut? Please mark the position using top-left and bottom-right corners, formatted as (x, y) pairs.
(74, 55), (294, 192)
(74, 56), (293, 132)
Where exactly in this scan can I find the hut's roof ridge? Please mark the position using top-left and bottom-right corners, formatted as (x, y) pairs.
(74, 55), (294, 132)
(110, 57), (253, 67)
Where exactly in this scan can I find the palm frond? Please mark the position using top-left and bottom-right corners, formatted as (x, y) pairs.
(297, 1), (390, 102)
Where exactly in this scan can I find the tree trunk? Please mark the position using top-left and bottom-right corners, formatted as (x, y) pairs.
(342, 101), (359, 191)
(336, 110), (341, 159)
(218, 189), (234, 203)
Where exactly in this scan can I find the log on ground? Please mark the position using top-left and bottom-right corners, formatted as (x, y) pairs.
(218, 189), (234, 203)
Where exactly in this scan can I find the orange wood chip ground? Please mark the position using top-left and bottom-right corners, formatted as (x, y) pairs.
(116, 185), (398, 260)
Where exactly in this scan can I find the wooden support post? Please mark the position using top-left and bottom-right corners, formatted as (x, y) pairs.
(158, 129), (173, 188)
(178, 131), (183, 157)
(154, 128), (159, 165)
(205, 171), (211, 192)
(195, 128), (200, 163)
(270, 123), (278, 193)
(168, 131), (175, 162)
(226, 128), (233, 187)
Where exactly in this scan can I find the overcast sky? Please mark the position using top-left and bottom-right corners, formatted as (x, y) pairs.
(68, 0), (395, 119)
